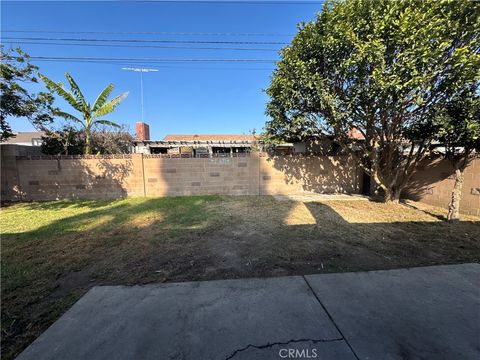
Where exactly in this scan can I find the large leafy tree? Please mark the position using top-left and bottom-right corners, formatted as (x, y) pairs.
(433, 85), (480, 221)
(0, 47), (57, 141)
(39, 73), (128, 154)
(266, 0), (480, 202)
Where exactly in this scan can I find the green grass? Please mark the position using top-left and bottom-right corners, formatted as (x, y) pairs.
(2, 196), (217, 238)
(1, 195), (479, 360)
(1, 196), (222, 359)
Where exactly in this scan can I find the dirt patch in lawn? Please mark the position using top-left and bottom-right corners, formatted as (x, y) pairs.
(1, 195), (479, 359)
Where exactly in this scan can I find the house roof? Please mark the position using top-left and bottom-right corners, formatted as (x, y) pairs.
(346, 128), (365, 140)
(163, 134), (257, 142)
(1, 131), (45, 145)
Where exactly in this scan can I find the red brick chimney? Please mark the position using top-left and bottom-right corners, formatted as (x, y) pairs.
(135, 122), (150, 141)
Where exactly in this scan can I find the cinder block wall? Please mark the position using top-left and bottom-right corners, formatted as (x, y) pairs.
(143, 155), (261, 196)
(259, 155), (361, 195)
(1, 145), (23, 201)
(404, 157), (480, 216)
(0, 149), (362, 201)
(8, 154), (145, 201)
(141, 154), (361, 197)
(3, 147), (477, 215)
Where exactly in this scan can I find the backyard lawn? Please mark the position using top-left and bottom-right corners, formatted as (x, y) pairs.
(1, 195), (479, 359)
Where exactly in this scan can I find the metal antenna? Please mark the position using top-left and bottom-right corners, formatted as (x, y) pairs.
(122, 67), (159, 122)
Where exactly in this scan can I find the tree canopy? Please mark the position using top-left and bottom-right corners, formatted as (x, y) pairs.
(265, 0), (480, 201)
(434, 86), (480, 163)
(433, 85), (480, 220)
(0, 47), (57, 141)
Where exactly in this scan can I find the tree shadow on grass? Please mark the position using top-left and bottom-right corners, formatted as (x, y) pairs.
(2, 196), (480, 360)
(1, 195), (224, 360)
(400, 200), (447, 221)
(11, 199), (120, 211)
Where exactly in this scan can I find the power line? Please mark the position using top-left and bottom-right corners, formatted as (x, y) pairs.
(122, 65), (275, 70)
(2, 36), (289, 45)
(12, 57), (275, 70)
(4, 41), (281, 52)
(8, 55), (277, 63)
(2, 30), (294, 37)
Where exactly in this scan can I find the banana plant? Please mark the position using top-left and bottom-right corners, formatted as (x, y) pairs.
(39, 73), (128, 154)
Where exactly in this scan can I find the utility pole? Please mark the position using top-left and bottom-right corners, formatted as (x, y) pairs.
(122, 67), (158, 122)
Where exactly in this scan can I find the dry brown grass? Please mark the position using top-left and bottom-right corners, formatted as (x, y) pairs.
(1, 195), (479, 359)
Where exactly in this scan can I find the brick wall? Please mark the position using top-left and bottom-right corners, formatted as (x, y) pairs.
(135, 122), (150, 141)
(404, 157), (480, 216)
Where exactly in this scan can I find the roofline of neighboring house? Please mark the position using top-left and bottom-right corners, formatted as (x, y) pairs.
(163, 134), (259, 139)
(133, 139), (259, 146)
(132, 140), (297, 150)
(0, 131), (46, 146)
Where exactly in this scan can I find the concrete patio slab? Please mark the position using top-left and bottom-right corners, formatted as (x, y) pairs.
(228, 339), (356, 360)
(17, 276), (352, 360)
(305, 263), (480, 360)
(17, 263), (480, 360)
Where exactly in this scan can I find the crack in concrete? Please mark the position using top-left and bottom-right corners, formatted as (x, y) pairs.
(224, 337), (344, 360)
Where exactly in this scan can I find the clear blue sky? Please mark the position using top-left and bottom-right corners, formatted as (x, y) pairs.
(2, 1), (323, 140)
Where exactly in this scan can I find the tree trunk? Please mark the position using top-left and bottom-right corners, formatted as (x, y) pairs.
(447, 167), (465, 222)
(370, 144), (403, 203)
(383, 187), (402, 203)
(84, 131), (91, 155)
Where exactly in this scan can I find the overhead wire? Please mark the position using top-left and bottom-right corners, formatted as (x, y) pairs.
(3, 41), (282, 52)
(2, 30), (294, 37)
(20, 58), (276, 70)
(2, 36), (289, 45)
(7, 55), (278, 63)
